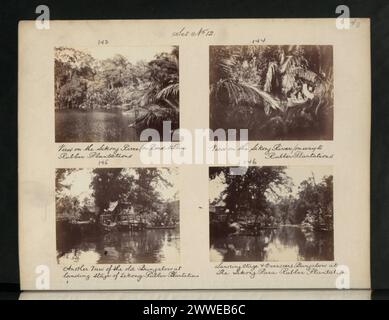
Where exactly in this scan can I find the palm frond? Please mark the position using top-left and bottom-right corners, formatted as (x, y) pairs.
(218, 58), (237, 79)
(135, 104), (179, 133)
(212, 79), (282, 113)
(156, 83), (179, 101)
(290, 67), (319, 84)
(240, 83), (282, 111)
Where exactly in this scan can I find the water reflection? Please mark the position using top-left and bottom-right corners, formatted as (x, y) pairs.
(55, 110), (138, 142)
(210, 226), (333, 262)
(57, 228), (180, 264)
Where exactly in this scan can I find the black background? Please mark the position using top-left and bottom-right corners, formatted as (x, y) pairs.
(0, 0), (388, 297)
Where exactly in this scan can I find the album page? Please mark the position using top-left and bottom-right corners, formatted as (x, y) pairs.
(19, 19), (370, 290)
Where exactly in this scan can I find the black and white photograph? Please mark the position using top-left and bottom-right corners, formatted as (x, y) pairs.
(210, 45), (333, 140)
(209, 166), (334, 262)
(56, 168), (179, 264)
(55, 46), (179, 142)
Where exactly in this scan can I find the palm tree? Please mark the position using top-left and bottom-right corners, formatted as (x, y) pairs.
(135, 48), (179, 137)
(210, 45), (333, 140)
(210, 55), (283, 115)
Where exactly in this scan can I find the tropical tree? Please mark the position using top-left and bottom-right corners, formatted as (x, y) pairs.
(90, 168), (135, 214)
(210, 166), (290, 225)
(89, 168), (174, 224)
(135, 47), (179, 136)
(132, 168), (172, 214)
(56, 195), (82, 221)
(297, 174), (333, 230)
(210, 46), (281, 130)
(55, 47), (180, 139)
(54, 47), (95, 109)
(55, 168), (76, 193)
(210, 45), (333, 140)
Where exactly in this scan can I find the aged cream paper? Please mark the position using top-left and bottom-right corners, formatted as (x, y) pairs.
(19, 290), (371, 300)
(19, 19), (370, 290)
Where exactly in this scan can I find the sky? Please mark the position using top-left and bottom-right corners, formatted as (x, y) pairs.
(60, 167), (179, 204)
(152, 167), (179, 201)
(284, 166), (332, 197)
(83, 46), (175, 64)
(209, 174), (226, 204)
(209, 166), (332, 203)
(62, 169), (93, 203)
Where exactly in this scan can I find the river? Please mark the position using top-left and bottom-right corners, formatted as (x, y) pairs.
(210, 226), (333, 262)
(55, 109), (138, 142)
(57, 228), (180, 264)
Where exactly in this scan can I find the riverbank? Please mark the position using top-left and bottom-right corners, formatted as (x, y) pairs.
(211, 221), (333, 237)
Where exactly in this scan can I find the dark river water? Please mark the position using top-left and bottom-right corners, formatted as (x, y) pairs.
(210, 226), (333, 262)
(55, 109), (138, 142)
(57, 228), (180, 264)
